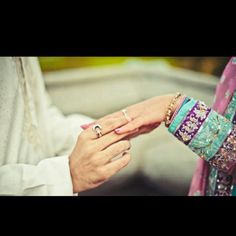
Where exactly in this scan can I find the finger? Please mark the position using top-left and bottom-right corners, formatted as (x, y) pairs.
(96, 128), (137, 151)
(103, 152), (132, 178)
(98, 140), (131, 164)
(125, 123), (161, 140)
(115, 118), (144, 134)
(84, 115), (129, 140)
(81, 122), (95, 130)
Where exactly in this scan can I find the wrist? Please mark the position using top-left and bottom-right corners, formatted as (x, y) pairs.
(164, 93), (184, 126)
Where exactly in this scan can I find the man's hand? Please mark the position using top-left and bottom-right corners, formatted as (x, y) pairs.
(69, 115), (136, 193)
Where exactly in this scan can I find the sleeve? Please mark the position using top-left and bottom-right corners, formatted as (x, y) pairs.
(0, 156), (74, 196)
(168, 97), (236, 173)
(0, 58), (94, 196)
(45, 92), (95, 156)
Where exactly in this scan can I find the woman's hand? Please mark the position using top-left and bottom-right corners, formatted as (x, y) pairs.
(70, 116), (136, 193)
(80, 93), (183, 144)
(113, 94), (183, 135)
(81, 94), (183, 139)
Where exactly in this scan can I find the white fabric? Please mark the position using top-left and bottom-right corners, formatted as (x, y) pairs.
(0, 57), (94, 196)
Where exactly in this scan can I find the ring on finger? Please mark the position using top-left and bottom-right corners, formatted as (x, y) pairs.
(92, 124), (103, 138)
(122, 109), (132, 122)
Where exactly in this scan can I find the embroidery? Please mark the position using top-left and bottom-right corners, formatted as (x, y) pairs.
(214, 171), (233, 196)
(206, 167), (218, 196)
(174, 101), (211, 145)
(224, 91), (236, 122)
(188, 111), (233, 161)
(209, 126), (236, 172)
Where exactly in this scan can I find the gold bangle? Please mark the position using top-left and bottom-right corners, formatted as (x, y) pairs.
(164, 92), (182, 127)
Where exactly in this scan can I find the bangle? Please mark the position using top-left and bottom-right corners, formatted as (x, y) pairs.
(164, 92), (182, 127)
(169, 95), (187, 124)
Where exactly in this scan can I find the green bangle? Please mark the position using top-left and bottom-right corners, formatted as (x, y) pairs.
(168, 98), (197, 134)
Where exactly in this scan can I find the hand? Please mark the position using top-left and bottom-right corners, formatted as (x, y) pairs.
(81, 94), (183, 139)
(69, 115), (136, 193)
(114, 94), (183, 135)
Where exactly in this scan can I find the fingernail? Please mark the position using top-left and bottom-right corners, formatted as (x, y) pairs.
(81, 122), (95, 130)
(81, 125), (89, 130)
(115, 128), (122, 134)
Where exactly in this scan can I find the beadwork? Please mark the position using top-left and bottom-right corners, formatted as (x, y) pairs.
(174, 101), (211, 145)
(188, 110), (233, 161)
(209, 126), (236, 172)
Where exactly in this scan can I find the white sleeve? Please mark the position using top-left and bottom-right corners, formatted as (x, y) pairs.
(0, 155), (74, 196)
(45, 93), (95, 156)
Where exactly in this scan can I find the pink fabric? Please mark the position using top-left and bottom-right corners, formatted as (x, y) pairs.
(188, 57), (236, 196)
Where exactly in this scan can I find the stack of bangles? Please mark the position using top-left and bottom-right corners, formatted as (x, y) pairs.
(165, 93), (236, 173)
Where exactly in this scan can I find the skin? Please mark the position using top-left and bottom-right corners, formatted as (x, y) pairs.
(81, 94), (183, 137)
(69, 115), (137, 193)
(76, 93), (183, 193)
(114, 94), (183, 135)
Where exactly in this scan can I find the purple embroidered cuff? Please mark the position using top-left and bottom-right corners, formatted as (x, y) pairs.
(174, 101), (211, 145)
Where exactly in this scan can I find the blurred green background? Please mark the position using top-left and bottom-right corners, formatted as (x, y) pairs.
(39, 57), (230, 77)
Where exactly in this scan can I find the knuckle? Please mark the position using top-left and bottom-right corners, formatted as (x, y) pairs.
(96, 168), (108, 182)
(123, 140), (131, 149)
(121, 154), (131, 167)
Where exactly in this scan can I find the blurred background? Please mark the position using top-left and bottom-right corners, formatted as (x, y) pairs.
(39, 57), (229, 76)
(39, 57), (230, 196)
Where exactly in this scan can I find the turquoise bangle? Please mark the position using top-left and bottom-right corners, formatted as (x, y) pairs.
(188, 110), (233, 161)
(168, 98), (197, 134)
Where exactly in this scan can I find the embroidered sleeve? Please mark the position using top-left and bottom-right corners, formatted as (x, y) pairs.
(168, 98), (236, 173)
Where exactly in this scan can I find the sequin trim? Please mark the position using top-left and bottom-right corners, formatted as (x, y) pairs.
(209, 126), (236, 172)
(174, 101), (211, 145)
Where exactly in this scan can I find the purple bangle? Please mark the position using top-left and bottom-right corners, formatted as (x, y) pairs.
(174, 101), (211, 145)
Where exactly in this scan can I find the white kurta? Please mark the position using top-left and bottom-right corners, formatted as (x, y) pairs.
(0, 57), (94, 196)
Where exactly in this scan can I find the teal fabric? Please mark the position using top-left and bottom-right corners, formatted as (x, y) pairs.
(232, 185), (236, 196)
(224, 91), (236, 121)
(189, 110), (233, 161)
(168, 98), (196, 134)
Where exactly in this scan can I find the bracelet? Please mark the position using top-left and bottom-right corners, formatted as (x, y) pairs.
(168, 98), (196, 134)
(165, 92), (182, 127)
(169, 95), (187, 124)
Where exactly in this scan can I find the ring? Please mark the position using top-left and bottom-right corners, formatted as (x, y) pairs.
(122, 109), (132, 122)
(92, 124), (103, 138)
